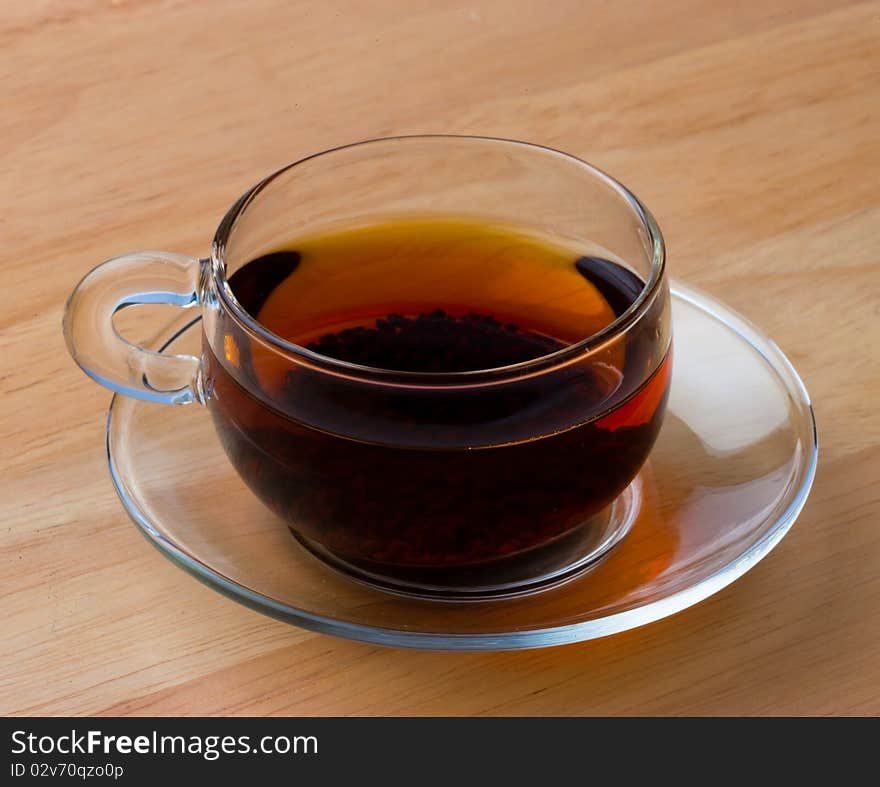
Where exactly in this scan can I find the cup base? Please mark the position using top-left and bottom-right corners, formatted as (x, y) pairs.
(289, 477), (642, 601)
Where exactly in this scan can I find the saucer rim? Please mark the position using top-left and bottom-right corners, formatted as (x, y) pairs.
(106, 280), (818, 651)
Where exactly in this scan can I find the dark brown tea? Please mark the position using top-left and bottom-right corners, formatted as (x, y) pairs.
(205, 218), (670, 590)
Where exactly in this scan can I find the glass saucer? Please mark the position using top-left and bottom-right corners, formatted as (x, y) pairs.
(107, 282), (817, 651)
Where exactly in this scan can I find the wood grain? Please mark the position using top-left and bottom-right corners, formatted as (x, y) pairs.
(2, 0), (879, 716)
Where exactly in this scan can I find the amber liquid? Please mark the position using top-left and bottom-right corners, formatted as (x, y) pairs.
(205, 218), (670, 583)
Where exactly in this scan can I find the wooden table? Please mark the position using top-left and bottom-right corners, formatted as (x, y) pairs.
(3, 0), (878, 716)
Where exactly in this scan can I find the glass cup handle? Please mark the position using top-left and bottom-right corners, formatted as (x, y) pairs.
(63, 251), (207, 405)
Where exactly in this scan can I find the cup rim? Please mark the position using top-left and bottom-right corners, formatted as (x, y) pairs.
(211, 134), (666, 384)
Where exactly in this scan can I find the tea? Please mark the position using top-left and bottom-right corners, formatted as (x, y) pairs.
(205, 218), (670, 591)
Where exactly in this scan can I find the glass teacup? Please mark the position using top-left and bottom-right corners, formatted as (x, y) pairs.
(64, 136), (670, 598)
